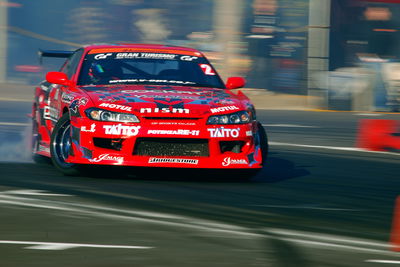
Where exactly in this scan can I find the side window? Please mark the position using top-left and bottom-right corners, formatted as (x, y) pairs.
(61, 49), (84, 79)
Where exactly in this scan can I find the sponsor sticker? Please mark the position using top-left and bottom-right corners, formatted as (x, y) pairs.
(222, 157), (248, 167)
(89, 154), (124, 164)
(246, 130), (253, 137)
(103, 124), (141, 136)
(122, 89), (203, 95)
(140, 107), (189, 114)
(151, 122), (196, 126)
(43, 106), (58, 122)
(207, 127), (240, 138)
(70, 97), (88, 113)
(116, 52), (177, 60)
(219, 99), (236, 105)
(147, 129), (200, 136)
(210, 106), (239, 113)
(109, 79), (195, 85)
(61, 93), (74, 104)
(38, 144), (50, 153)
(81, 123), (96, 133)
(99, 103), (132, 112)
(148, 158), (199, 165)
(89, 48), (202, 57)
(40, 84), (50, 92)
(199, 64), (216, 75)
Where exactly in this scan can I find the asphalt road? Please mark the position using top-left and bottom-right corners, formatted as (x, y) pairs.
(0, 100), (400, 266)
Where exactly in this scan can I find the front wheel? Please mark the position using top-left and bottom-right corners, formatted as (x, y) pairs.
(228, 123), (269, 181)
(257, 122), (269, 166)
(50, 113), (80, 175)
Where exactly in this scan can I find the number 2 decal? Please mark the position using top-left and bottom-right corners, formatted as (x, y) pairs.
(200, 64), (216, 75)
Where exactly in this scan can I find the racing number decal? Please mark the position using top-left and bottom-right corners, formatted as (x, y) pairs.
(200, 64), (216, 75)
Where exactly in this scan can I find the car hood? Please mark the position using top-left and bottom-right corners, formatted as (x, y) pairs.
(80, 85), (248, 117)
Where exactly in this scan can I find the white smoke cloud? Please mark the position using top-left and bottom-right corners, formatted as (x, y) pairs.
(0, 121), (33, 162)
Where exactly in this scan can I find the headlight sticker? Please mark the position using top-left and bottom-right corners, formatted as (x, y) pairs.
(99, 103), (132, 112)
(103, 124), (141, 136)
(208, 127), (240, 138)
(210, 106), (239, 113)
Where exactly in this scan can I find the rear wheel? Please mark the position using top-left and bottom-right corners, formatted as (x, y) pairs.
(50, 113), (80, 175)
(31, 108), (50, 164)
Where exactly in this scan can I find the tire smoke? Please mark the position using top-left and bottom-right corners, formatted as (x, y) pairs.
(0, 121), (33, 162)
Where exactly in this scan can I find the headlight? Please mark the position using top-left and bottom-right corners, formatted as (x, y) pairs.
(207, 111), (250, 125)
(85, 108), (140, 123)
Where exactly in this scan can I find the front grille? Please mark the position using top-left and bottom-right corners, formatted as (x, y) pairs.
(220, 141), (245, 153)
(134, 138), (209, 157)
(93, 137), (124, 151)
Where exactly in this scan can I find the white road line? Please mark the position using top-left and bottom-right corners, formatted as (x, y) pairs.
(365, 259), (400, 264)
(0, 193), (254, 237)
(278, 237), (391, 255)
(262, 124), (319, 128)
(269, 141), (400, 155)
(354, 113), (383, 116)
(266, 228), (389, 248)
(250, 204), (362, 211)
(0, 122), (29, 126)
(0, 98), (32, 103)
(0, 240), (153, 250)
(1, 189), (399, 256)
(270, 141), (363, 151)
(4, 189), (72, 197)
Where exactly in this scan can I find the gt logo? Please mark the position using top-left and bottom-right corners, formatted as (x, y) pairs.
(180, 56), (198, 61)
(94, 53), (112, 60)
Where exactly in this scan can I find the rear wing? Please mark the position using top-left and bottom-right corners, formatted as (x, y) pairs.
(38, 49), (74, 64)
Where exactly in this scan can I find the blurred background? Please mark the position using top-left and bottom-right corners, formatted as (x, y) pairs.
(1, 0), (400, 111)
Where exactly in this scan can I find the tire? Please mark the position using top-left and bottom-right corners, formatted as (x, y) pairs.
(31, 109), (51, 164)
(229, 122), (269, 181)
(50, 113), (80, 175)
(257, 122), (269, 166)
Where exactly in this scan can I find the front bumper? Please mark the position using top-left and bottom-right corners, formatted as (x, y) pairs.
(67, 117), (263, 169)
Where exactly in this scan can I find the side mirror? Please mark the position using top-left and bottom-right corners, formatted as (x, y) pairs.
(46, 71), (71, 86)
(225, 77), (246, 89)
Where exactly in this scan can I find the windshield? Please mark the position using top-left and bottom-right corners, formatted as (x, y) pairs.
(77, 48), (225, 88)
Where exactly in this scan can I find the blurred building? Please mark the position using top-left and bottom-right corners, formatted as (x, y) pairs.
(328, 0), (400, 111)
(330, 0), (400, 70)
(2, 0), (400, 110)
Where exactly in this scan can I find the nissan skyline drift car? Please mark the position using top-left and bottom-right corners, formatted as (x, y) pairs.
(32, 43), (268, 176)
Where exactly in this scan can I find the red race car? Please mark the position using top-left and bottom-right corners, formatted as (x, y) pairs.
(32, 43), (268, 176)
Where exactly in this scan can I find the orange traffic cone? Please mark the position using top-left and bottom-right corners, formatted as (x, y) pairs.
(390, 196), (400, 252)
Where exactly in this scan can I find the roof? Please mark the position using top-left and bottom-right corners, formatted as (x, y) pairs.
(83, 43), (201, 53)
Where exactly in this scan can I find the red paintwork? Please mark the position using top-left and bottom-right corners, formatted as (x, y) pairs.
(32, 44), (264, 169)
